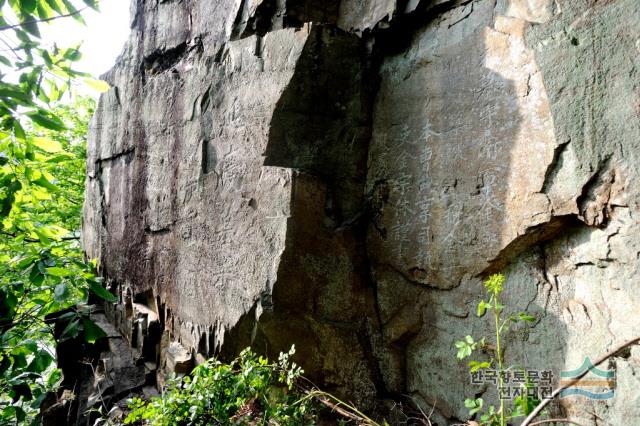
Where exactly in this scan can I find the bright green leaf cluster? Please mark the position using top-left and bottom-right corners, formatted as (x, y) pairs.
(0, 98), (119, 424)
(124, 346), (317, 426)
(0, 2), (117, 423)
(483, 273), (505, 296)
(455, 335), (479, 360)
(465, 398), (483, 416)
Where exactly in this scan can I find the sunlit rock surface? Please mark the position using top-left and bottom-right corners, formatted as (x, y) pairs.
(83, 0), (640, 423)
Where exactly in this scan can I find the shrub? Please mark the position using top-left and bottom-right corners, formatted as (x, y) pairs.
(124, 346), (317, 426)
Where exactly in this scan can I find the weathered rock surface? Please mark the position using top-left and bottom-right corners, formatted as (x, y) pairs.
(83, 0), (640, 423)
(42, 310), (145, 425)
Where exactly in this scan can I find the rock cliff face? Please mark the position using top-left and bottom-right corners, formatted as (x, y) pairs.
(83, 0), (640, 423)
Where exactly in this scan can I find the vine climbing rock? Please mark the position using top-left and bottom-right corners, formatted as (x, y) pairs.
(82, 0), (640, 424)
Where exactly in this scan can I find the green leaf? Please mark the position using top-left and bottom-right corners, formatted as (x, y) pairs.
(48, 267), (72, 277)
(88, 281), (117, 303)
(63, 48), (81, 61)
(46, 368), (62, 388)
(20, 0), (37, 13)
(33, 228), (51, 244)
(14, 256), (36, 270)
(53, 283), (69, 303)
(26, 110), (65, 131)
(0, 289), (18, 319)
(37, 87), (51, 103)
(14, 28), (32, 43)
(468, 360), (491, 373)
(13, 120), (27, 140)
(31, 136), (63, 153)
(10, 383), (32, 402)
(26, 350), (53, 373)
(464, 398), (483, 416)
(12, 343), (37, 357)
(518, 312), (536, 323)
(82, 319), (106, 344)
(32, 175), (58, 191)
(36, 1), (54, 19)
(476, 300), (487, 317)
(20, 16), (41, 38)
(455, 336), (477, 360)
(44, 0), (64, 14)
(81, 77), (110, 92)
(45, 153), (73, 163)
(60, 0), (85, 24)
(28, 265), (44, 285)
(81, 0), (98, 10)
(60, 318), (80, 340)
(12, 353), (27, 368)
(0, 87), (32, 103)
(41, 50), (54, 68)
(1, 405), (26, 423)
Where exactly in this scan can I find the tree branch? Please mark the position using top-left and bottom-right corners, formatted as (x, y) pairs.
(1, 230), (79, 243)
(0, 7), (88, 32)
(520, 336), (640, 426)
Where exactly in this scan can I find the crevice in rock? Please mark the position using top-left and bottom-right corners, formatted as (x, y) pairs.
(447, 0), (473, 28)
(577, 157), (617, 228)
(142, 41), (190, 76)
(231, 0), (286, 40)
(482, 215), (584, 277)
(94, 147), (135, 165)
(200, 139), (216, 175)
(144, 225), (173, 235)
(371, 0), (471, 56)
(230, 0), (252, 38)
(541, 139), (571, 193)
(357, 321), (391, 398)
(129, 0), (144, 30)
(375, 260), (459, 290)
(367, 179), (390, 239)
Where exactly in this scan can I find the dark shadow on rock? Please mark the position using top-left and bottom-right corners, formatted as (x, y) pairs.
(360, 2), (572, 422)
(263, 24), (374, 224)
(256, 24), (387, 407)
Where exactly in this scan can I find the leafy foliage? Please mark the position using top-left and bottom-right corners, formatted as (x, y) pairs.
(124, 346), (318, 426)
(0, 0), (105, 137)
(455, 274), (539, 426)
(121, 347), (392, 426)
(0, 99), (109, 425)
(0, 1), (113, 423)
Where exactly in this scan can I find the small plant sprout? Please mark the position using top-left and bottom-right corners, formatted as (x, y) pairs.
(455, 273), (538, 426)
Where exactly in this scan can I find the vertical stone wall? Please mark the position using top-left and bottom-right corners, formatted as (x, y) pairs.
(83, 0), (640, 423)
